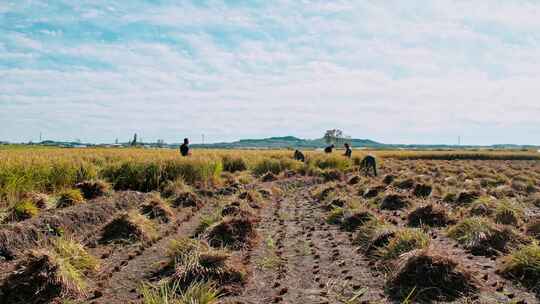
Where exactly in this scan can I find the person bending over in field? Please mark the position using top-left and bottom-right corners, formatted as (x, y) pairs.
(180, 138), (190, 156)
(324, 144), (335, 154)
(293, 149), (305, 162)
(360, 155), (377, 176)
(343, 143), (352, 158)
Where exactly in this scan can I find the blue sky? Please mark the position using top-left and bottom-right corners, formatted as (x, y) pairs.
(1, 1), (540, 145)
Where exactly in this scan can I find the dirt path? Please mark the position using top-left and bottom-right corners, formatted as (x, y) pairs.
(225, 179), (389, 304)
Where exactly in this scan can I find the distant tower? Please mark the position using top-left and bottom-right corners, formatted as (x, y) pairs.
(202, 134), (205, 145)
(115, 138), (119, 144)
(39, 132), (42, 142)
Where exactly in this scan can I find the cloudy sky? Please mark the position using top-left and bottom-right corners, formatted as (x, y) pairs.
(1, 1), (540, 145)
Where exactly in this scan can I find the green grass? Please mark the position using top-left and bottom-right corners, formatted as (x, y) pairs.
(222, 156), (247, 173)
(251, 157), (298, 176)
(102, 158), (223, 191)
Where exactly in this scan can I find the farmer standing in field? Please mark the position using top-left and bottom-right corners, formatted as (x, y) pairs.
(344, 143), (352, 158)
(180, 138), (190, 156)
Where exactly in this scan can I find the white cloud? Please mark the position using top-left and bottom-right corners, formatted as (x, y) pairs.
(1, 0), (540, 144)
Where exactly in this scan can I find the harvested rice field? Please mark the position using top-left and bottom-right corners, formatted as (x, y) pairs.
(1, 147), (540, 303)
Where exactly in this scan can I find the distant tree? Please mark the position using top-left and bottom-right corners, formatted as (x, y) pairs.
(324, 129), (344, 145)
(131, 133), (137, 146)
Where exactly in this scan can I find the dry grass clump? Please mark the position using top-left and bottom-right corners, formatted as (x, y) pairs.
(347, 175), (361, 185)
(260, 172), (277, 182)
(525, 194), (540, 208)
(9, 199), (39, 221)
(56, 189), (85, 208)
(238, 189), (263, 208)
(311, 182), (340, 201)
(326, 207), (345, 225)
(100, 212), (158, 244)
(162, 179), (202, 208)
(412, 183), (432, 198)
(165, 238), (245, 293)
(140, 280), (221, 304)
(205, 216), (256, 250)
(494, 199), (524, 226)
(386, 248), (478, 302)
(354, 220), (396, 255)
(489, 185), (514, 199)
(380, 193), (411, 210)
(0, 238), (98, 303)
(526, 219), (540, 240)
(341, 209), (377, 231)
(75, 179), (110, 199)
(392, 177), (415, 190)
(442, 191), (457, 203)
(447, 217), (525, 256)
(382, 174), (395, 185)
(407, 204), (452, 227)
(320, 169), (343, 182)
(498, 242), (540, 289)
(362, 184), (386, 198)
(52, 237), (99, 272)
(323, 194), (348, 211)
(140, 194), (175, 223)
(377, 228), (430, 260)
(22, 191), (50, 209)
(455, 190), (481, 205)
(221, 201), (255, 219)
(468, 196), (495, 216)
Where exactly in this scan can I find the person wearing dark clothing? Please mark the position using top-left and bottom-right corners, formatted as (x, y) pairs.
(180, 138), (190, 156)
(344, 143), (352, 158)
(360, 155), (377, 176)
(324, 144), (335, 154)
(293, 149), (305, 162)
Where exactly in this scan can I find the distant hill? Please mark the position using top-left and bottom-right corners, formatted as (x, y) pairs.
(192, 136), (383, 149)
(191, 136), (539, 150)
